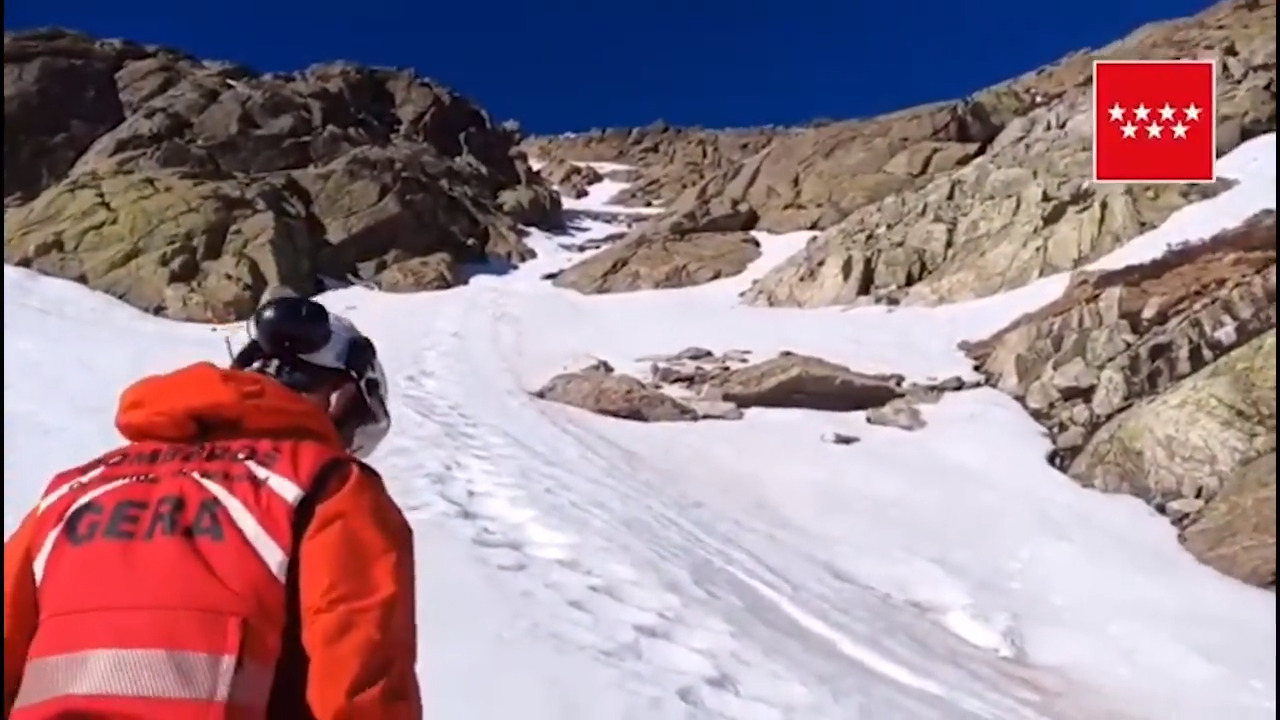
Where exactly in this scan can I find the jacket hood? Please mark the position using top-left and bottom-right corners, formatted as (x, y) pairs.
(115, 362), (344, 449)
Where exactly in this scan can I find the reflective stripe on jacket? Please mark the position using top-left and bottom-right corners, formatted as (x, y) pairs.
(11, 439), (343, 719)
(5, 362), (422, 720)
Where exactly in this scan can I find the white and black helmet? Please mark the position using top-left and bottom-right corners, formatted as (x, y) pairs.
(232, 293), (391, 460)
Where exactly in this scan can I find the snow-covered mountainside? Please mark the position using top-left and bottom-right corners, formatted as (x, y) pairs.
(5, 134), (1276, 720)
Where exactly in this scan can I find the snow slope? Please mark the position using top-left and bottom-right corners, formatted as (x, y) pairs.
(4, 134), (1276, 720)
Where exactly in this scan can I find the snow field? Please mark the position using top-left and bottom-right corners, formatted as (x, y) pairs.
(5, 133), (1276, 719)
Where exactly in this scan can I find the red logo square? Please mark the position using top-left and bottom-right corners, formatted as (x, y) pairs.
(1092, 60), (1217, 184)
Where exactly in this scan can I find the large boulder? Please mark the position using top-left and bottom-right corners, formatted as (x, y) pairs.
(550, 231), (761, 294)
(291, 146), (534, 273)
(4, 28), (562, 320)
(707, 352), (906, 412)
(532, 368), (700, 423)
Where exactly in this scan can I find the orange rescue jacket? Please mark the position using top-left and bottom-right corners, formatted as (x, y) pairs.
(3, 362), (422, 719)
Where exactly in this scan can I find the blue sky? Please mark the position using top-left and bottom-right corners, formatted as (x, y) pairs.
(6, 0), (1213, 134)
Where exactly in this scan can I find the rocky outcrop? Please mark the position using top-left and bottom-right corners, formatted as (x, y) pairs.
(527, 0), (1273, 303)
(964, 212), (1275, 464)
(741, 102), (1230, 308)
(548, 195), (767, 293)
(4, 170), (323, 321)
(654, 104), (997, 235)
(640, 346), (753, 387)
(531, 102), (999, 237)
(1072, 329), (1275, 509)
(549, 231), (761, 294)
(522, 122), (782, 209)
(376, 253), (459, 293)
(536, 158), (603, 198)
(964, 211), (1277, 587)
(4, 28), (561, 320)
(742, 0), (1273, 307)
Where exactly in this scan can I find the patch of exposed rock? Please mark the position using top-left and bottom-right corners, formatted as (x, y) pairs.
(1181, 451), (1276, 588)
(533, 102), (1001, 240)
(964, 211), (1277, 587)
(536, 158), (602, 199)
(866, 399), (928, 432)
(522, 122), (783, 209)
(1074, 329), (1275, 507)
(532, 349), (979, 429)
(534, 369), (699, 423)
(664, 348), (980, 428)
(656, 104), (1000, 236)
(4, 28), (562, 320)
(531, 359), (734, 422)
(639, 345), (753, 387)
(549, 231), (761, 294)
(548, 195), (768, 293)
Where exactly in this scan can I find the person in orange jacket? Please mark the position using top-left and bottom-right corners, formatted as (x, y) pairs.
(4, 294), (422, 720)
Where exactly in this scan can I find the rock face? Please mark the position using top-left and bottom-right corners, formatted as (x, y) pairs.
(528, 0), (1274, 303)
(522, 122), (782, 210)
(741, 111), (1230, 307)
(1181, 452), (1276, 588)
(964, 212), (1277, 587)
(4, 170), (323, 321)
(4, 28), (561, 320)
(1072, 329), (1275, 509)
(744, 0), (1273, 308)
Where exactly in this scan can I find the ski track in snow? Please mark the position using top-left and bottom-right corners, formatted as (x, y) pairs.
(5, 133), (1277, 720)
(379, 286), (1071, 720)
